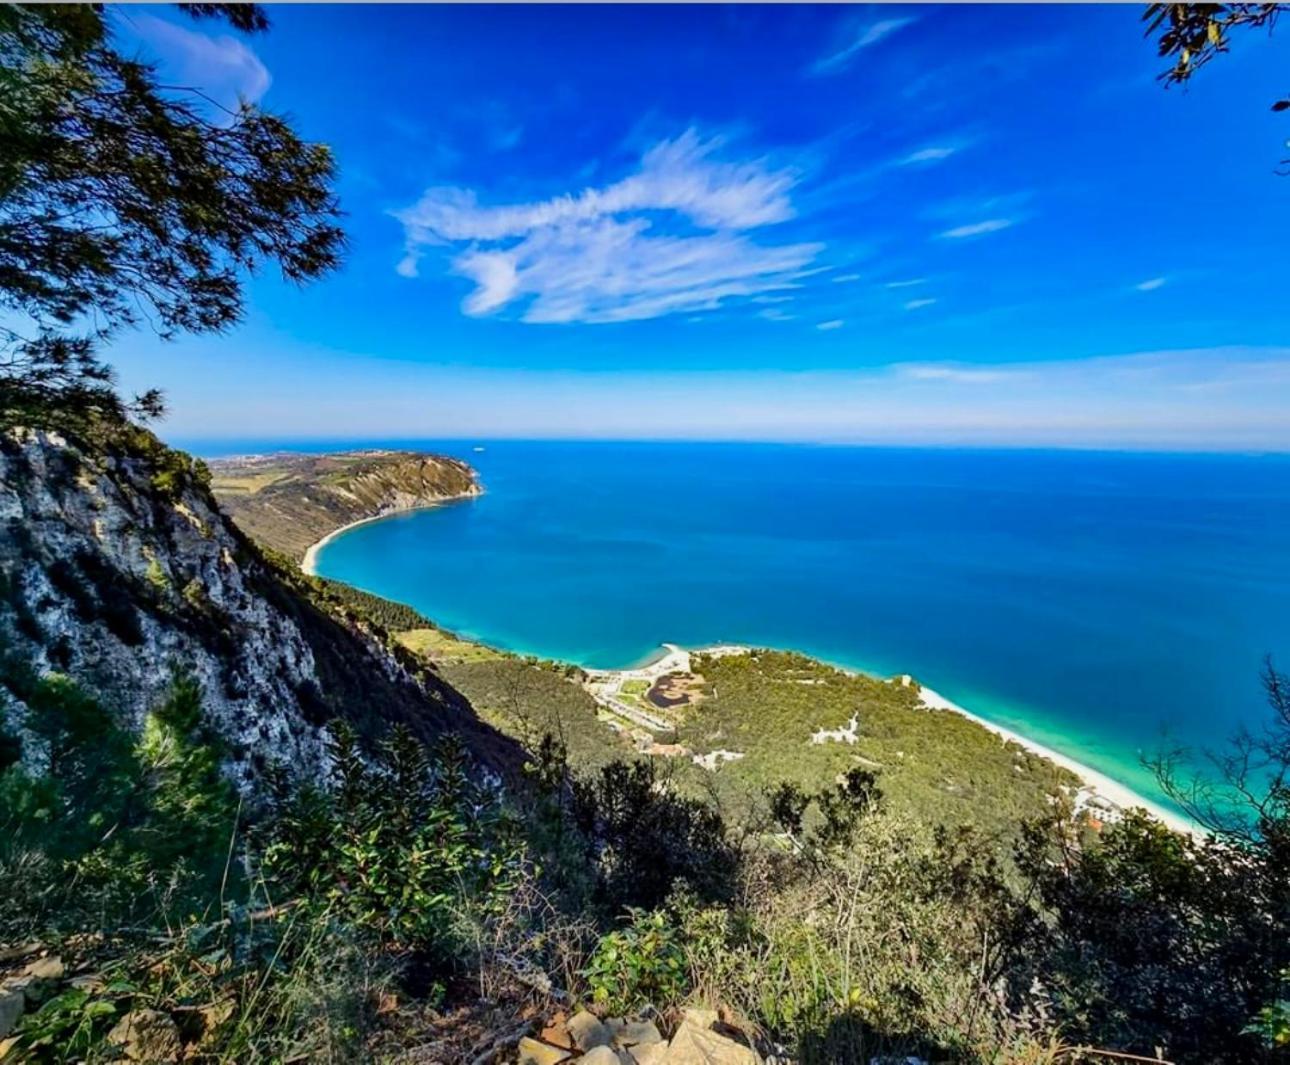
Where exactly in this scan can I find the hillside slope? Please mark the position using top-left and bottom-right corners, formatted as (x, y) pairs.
(0, 427), (517, 791)
(209, 449), (480, 561)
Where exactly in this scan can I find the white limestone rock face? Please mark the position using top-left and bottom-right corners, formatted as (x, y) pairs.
(0, 427), (508, 793)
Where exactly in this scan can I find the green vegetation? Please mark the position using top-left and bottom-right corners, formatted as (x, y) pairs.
(4, 637), (1290, 1062)
(396, 627), (503, 663)
(314, 578), (440, 634)
(440, 657), (628, 773)
(0, 3), (341, 428)
(208, 451), (477, 560)
(5, 3), (1290, 1060)
(679, 651), (1078, 844)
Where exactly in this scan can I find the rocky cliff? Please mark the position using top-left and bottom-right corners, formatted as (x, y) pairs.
(209, 449), (481, 561)
(0, 426), (516, 792)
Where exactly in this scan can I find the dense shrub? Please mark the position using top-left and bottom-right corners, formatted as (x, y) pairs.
(261, 722), (527, 966)
(0, 667), (237, 931)
(568, 755), (737, 915)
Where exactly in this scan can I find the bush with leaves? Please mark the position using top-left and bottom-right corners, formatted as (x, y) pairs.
(261, 721), (527, 966)
(1013, 658), (1290, 1065)
(569, 756), (737, 916)
(583, 906), (690, 1014)
(0, 2), (343, 427)
(0, 663), (238, 931)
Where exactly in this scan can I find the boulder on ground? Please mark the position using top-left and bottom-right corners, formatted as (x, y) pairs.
(108, 1009), (182, 1063)
(518, 1035), (573, 1065)
(662, 1020), (758, 1065)
(608, 1018), (663, 1047)
(566, 1010), (614, 1051)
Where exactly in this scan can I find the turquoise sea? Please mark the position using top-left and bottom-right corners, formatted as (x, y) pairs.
(198, 440), (1290, 815)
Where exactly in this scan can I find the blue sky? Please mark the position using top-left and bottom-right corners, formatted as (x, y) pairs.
(109, 4), (1290, 448)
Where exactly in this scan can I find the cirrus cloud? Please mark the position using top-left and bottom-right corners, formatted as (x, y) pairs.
(393, 129), (823, 324)
(126, 14), (271, 110)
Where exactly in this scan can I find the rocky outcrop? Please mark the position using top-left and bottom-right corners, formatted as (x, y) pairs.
(0, 426), (516, 792)
(517, 1009), (764, 1065)
(209, 449), (481, 561)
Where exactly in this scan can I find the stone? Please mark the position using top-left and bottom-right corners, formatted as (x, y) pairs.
(517, 1036), (572, 1065)
(679, 1007), (718, 1031)
(566, 1010), (613, 1051)
(580, 1047), (629, 1065)
(662, 1022), (758, 1065)
(0, 991), (23, 1039)
(629, 1043), (669, 1065)
(108, 1009), (182, 1063)
(539, 1011), (574, 1050)
(22, 957), (63, 982)
(609, 1019), (663, 1047)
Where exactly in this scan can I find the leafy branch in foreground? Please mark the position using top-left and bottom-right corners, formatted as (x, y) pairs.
(1144, 3), (1290, 167)
(0, 3), (344, 426)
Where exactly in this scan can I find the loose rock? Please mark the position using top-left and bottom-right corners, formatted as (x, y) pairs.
(662, 1021), (758, 1065)
(566, 1010), (614, 1051)
(628, 1043), (669, 1065)
(108, 1009), (182, 1063)
(580, 1047), (630, 1065)
(22, 957), (63, 982)
(608, 1018), (663, 1047)
(517, 1035), (573, 1065)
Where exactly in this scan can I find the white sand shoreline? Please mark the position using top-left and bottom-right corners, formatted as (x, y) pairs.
(644, 642), (1200, 837)
(300, 491), (482, 576)
(915, 684), (1200, 837)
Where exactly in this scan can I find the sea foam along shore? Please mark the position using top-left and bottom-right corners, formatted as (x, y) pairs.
(915, 685), (1199, 836)
(661, 643), (1201, 838)
(300, 493), (481, 577)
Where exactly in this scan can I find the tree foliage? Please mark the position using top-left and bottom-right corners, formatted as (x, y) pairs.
(1144, 3), (1289, 166)
(1013, 658), (1290, 1063)
(0, 3), (343, 426)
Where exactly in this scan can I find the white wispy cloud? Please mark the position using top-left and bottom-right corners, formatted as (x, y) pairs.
(885, 278), (926, 288)
(903, 298), (937, 311)
(833, 273), (864, 283)
(938, 218), (1014, 239)
(127, 14), (271, 109)
(393, 129), (823, 324)
(816, 319), (845, 331)
(811, 16), (915, 76)
(896, 362), (1023, 384)
(898, 146), (957, 166)
(1135, 277), (1167, 292)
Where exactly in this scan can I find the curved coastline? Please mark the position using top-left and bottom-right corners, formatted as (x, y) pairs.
(307, 507), (1201, 839)
(642, 642), (1201, 837)
(301, 492), (481, 576)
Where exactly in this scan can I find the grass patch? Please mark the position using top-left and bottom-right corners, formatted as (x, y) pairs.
(396, 627), (502, 663)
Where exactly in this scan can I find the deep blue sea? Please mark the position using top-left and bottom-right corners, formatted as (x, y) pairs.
(193, 440), (1290, 814)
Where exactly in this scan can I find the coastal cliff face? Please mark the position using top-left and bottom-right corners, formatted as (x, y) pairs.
(209, 450), (481, 561)
(0, 427), (513, 792)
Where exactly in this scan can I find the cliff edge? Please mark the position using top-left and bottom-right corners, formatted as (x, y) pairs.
(209, 449), (481, 562)
(0, 426), (516, 791)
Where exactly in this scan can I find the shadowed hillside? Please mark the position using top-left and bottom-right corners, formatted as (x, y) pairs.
(209, 450), (480, 561)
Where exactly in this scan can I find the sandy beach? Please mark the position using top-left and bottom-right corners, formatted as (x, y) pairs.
(300, 493), (481, 576)
(642, 642), (1201, 837)
(916, 684), (1200, 837)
